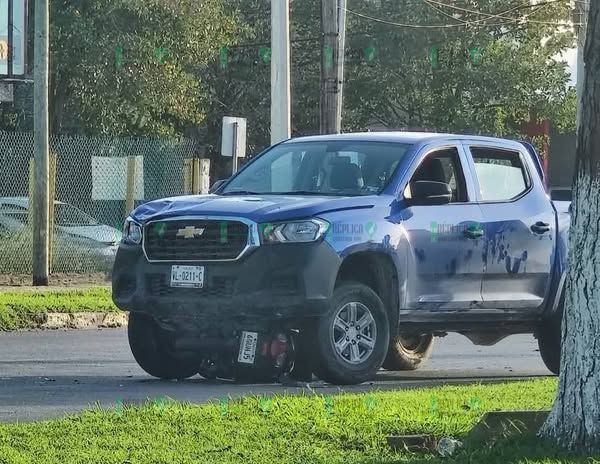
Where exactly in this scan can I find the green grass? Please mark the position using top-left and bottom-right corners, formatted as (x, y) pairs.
(0, 379), (596, 463)
(0, 287), (117, 330)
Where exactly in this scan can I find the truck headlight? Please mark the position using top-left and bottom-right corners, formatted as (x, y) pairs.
(122, 218), (143, 245)
(260, 218), (329, 244)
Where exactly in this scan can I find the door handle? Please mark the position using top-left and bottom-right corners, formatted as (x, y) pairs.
(464, 227), (484, 239)
(531, 221), (551, 234)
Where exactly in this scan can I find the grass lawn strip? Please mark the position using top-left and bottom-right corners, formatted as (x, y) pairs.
(0, 288), (117, 330)
(0, 378), (595, 463)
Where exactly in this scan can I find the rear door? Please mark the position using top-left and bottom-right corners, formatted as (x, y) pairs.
(464, 143), (556, 310)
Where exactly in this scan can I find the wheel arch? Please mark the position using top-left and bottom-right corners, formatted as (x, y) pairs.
(335, 251), (401, 331)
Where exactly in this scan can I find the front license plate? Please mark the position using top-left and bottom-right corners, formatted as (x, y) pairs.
(238, 331), (258, 364)
(170, 265), (204, 288)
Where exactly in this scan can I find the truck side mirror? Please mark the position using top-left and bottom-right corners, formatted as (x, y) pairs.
(407, 181), (452, 206)
(209, 179), (228, 193)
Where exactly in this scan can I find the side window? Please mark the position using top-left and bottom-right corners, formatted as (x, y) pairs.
(471, 147), (529, 201)
(411, 148), (467, 203)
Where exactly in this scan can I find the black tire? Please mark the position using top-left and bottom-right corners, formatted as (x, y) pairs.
(538, 295), (563, 375)
(383, 333), (434, 371)
(128, 312), (198, 380)
(312, 282), (390, 385)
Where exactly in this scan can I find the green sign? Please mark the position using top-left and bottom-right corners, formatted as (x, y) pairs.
(364, 45), (377, 63)
(219, 47), (229, 69)
(153, 222), (167, 238)
(428, 46), (439, 70)
(258, 46), (271, 64)
(323, 45), (334, 69)
(115, 45), (124, 70)
(468, 47), (483, 66)
(154, 47), (170, 64)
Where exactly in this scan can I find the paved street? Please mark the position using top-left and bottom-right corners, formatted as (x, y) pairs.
(0, 329), (552, 422)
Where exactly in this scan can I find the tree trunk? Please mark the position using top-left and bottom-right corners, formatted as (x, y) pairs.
(539, 0), (600, 452)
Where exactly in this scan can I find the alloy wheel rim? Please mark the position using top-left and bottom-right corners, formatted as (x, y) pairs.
(331, 302), (377, 365)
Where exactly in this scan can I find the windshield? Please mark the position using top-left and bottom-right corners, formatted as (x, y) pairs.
(54, 203), (99, 227)
(221, 141), (411, 196)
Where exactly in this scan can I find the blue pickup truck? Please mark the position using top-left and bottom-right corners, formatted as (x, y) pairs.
(112, 132), (569, 385)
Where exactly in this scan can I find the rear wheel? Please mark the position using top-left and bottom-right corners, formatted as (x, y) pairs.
(538, 296), (564, 375)
(312, 282), (389, 385)
(383, 333), (434, 371)
(128, 312), (198, 380)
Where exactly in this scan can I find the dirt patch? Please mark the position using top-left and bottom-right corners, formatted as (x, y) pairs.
(0, 273), (111, 288)
(36, 312), (128, 330)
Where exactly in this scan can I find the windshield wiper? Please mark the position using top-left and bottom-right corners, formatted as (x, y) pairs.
(270, 191), (336, 196)
(220, 190), (263, 196)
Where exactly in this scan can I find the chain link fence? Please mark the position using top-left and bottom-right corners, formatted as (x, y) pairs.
(0, 131), (203, 275)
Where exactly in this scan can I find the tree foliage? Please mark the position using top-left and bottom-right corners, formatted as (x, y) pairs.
(49, 0), (239, 136)
(202, 0), (576, 157)
(342, 0), (575, 136)
(0, 0), (577, 147)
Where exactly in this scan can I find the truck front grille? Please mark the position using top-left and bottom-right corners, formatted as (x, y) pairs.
(143, 219), (249, 261)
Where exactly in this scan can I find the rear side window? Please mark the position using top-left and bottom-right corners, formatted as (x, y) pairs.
(471, 147), (529, 201)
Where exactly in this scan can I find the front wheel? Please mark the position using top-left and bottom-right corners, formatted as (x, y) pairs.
(128, 312), (198, 380)
(383, 333), (434, 371)
(312, 282), (390, 385)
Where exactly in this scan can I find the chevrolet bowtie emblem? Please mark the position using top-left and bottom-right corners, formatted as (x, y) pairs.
(176, 226), (205, 239)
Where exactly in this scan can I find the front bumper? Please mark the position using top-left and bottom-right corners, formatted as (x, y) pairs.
(112, 240), (341, 329)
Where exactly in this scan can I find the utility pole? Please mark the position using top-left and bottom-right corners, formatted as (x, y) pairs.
(320, 0), (346, 134)
(271, 0), (291, 145)
(336, 0), (347, 130)
(32, 0), (50, 286)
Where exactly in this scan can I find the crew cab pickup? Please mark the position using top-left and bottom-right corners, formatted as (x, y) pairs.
(112, 132), (569, 385)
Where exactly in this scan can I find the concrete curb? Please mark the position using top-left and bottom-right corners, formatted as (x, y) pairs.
(34, 312), (129, 330)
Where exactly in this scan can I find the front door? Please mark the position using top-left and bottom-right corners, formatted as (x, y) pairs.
(400, 146), (485, 310)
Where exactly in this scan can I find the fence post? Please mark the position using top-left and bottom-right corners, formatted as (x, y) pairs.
(28, 156), (55, 274)
(192, 158), (200, 194)
(125, 155), (136, 218)
(48, 152), (57, 271)
(183, 158), (192, 194)
(200, 159), (211, 194)
(28, 158), (34, 226)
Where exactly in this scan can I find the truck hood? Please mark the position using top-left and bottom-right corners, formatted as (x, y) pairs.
(132, 194), (377, 223)
(59, 224), (122, 245)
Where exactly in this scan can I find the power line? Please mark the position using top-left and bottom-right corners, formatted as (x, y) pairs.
(343, 0), (579, 30)
(343, 7), (505, 29)
(423, 0), (470, 24)
(425, 0), (577, 27)
(421, 0), (538, 27)
(344, 5), (580, 29)
(229, 1), (578, 50)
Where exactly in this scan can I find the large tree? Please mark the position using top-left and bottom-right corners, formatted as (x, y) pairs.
(48, 0), (239, 135)
(539, 0), (600, 451)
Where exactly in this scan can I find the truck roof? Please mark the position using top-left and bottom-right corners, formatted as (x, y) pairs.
(286, 131), (523, 147)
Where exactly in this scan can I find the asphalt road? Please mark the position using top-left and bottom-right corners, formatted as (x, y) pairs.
(0, 329), (552, 422)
